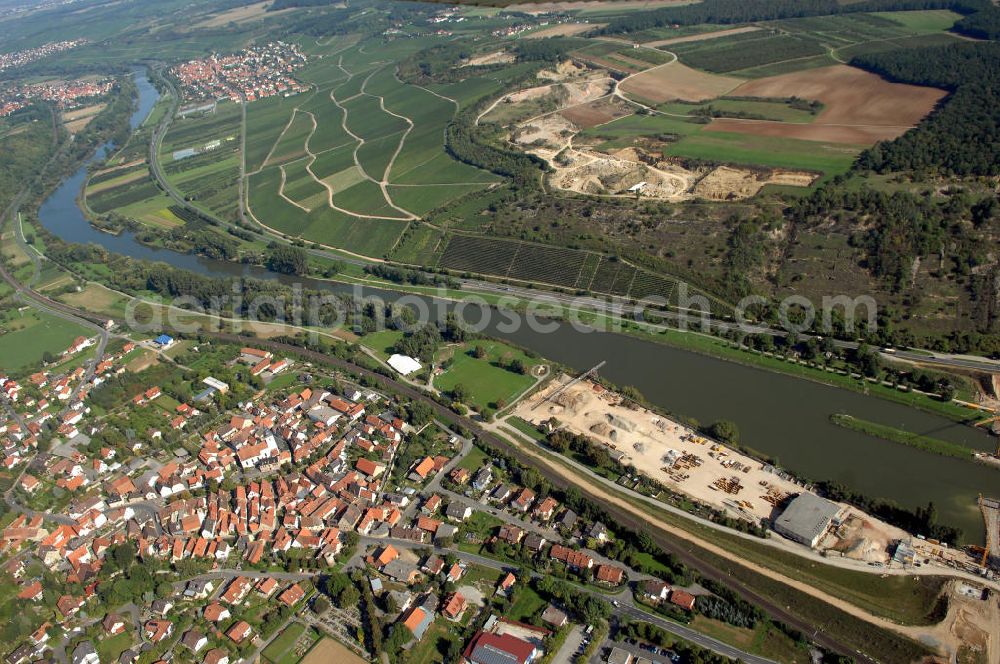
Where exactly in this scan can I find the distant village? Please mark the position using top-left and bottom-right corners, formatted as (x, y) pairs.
(171, 42), (309, 104)
(0, 40), (87, 73)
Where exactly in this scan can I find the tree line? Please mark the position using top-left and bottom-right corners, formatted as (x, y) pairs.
(598, 0), (992, 35)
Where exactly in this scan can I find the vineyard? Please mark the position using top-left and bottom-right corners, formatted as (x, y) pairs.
(664, 11), (963, 77)
(435, 234), (727, 312)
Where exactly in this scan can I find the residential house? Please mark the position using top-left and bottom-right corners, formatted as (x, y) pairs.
(595, 565), (625, 585)
(226, 620), (253, 644)
(102, 613), (126, 635)
(445, 501), (472, 521)
(670, 590), (696, 611)
(541, 605), (568, 628)
(400, 606), (434, 641)
(512, 488), (535, 512)
(549, 544), (593, 570)
(441, 592), (467, 620)
(144, 620), (173, 643)
(182, 630), (208, 653)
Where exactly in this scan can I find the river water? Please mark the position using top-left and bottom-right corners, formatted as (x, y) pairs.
(35, 71), (998, 542)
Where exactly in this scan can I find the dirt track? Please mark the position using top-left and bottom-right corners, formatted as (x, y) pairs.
(644, 26), (761, 47)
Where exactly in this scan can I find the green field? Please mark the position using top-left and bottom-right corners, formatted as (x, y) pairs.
(660, 98), (819, 124)
(0, 309), (91, 371)
(508, 584), (547, 622)
(434, 340), (539, 411)
(358, 328), (405, 359)
(665, 131), (861, 176)
(262, 623), (320, 664)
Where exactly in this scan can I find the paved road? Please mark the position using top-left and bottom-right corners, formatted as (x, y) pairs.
(356, 535), (774, 664)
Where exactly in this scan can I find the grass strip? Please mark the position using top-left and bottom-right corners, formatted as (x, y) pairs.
(830, 414), (976, 460)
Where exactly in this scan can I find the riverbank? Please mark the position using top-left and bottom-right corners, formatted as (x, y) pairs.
(829, 413), (982, 462)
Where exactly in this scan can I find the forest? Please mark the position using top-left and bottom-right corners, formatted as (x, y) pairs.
(852, 42), (1000, 176)
(598, 0), (992, 35)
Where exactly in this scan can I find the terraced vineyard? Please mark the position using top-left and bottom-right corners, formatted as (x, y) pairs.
(240, 36), (505, 256)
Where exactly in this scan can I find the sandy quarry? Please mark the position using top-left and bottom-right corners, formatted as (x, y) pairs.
(692, 165), (817, 200)
(552, 150), (694, 199)
(463, 50), (516, 67)
(515, 375), (909, 562)
(493, 59), (819, 201)
(537, 60), (588, 81)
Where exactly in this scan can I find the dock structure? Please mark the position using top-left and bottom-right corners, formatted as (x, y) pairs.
(533, 361), (606, 411)
(980, 495), (1000, 570)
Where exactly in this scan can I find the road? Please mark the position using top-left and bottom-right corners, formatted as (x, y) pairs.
(354, 535), (775, 664)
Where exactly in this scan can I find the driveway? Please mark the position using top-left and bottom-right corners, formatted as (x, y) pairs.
(551, 625), (585, 664)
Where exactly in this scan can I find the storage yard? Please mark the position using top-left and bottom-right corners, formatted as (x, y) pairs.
(515, 375), (923, 565)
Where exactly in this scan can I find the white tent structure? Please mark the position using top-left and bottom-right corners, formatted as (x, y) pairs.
(387, 354), (422, 376)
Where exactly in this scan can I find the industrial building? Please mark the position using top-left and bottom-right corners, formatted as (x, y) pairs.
(774, 492), (841, 547)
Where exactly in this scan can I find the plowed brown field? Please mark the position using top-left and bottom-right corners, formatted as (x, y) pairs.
(709, 64), (946, 145)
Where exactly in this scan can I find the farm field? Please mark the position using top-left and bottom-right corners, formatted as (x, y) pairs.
(710, 65), (946, 144)
(299, 638), (366, 664)
(619, 61), (743, 103)
(0, 309), (91, 371)
(658, 11), (965, 77)
(159, 101), (243, 222)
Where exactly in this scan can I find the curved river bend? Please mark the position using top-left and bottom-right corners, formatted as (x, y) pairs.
(36, 72), (997, 542)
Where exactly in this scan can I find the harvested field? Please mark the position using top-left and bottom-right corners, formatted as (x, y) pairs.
(300, 638), (366, 664)
(644, 25), (761, 47)
(193, 1), (300, 27)
(560, 97), (631, 128)
(512, 0), (693, 13)
(713, 64), (946, 144)
(578, 54), (642, 74)
(525, 23), (598, 39)
(692, 166), (817, 200)
(63, 103), (105, 133)
(620, 61), (743, 102)
(706, 118), (907, 145)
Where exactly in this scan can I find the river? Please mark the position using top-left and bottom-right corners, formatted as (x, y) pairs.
(35, 70), (998, 542)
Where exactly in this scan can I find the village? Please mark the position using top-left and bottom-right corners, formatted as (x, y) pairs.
(171, 42), (309, 105)
(0, 336), (724, 664)
(0, 40), (87, 73)
(0, 77), (115, 118)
